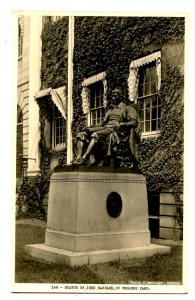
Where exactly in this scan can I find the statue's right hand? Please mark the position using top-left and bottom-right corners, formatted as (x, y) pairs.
(115, 123), (124, 129)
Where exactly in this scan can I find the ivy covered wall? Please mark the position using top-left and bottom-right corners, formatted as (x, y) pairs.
(72, 16), (184, 193)
(41, 16), (69, 89)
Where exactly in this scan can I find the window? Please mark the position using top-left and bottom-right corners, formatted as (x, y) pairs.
(128, 51), (161, 136)
(53, 106), (66, 148)
(81, 71), (107, 126)
(89, 81), (105, 126)
(18, 17), (23, 57)
(138, 62), (161, 134)
(35, 86), (66, 149)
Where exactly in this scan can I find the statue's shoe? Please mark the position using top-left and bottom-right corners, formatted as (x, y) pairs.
(72, 157), (87, 165)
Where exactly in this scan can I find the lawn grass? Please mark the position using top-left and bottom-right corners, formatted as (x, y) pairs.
(15, 220), (183, 284)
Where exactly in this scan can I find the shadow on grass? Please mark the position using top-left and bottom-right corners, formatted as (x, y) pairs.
(15, 222), (183, 284)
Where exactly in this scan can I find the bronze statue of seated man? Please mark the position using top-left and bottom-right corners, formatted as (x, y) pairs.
(72, 88), (140, 170)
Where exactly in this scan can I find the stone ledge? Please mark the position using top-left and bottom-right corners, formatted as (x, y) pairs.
(54, 165), (139, 174)
(25, 243), (171, 267)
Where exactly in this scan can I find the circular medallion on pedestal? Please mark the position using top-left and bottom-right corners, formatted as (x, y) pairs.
(106, 192), (122, 218)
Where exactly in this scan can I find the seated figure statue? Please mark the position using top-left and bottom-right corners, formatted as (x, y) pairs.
(104, 101), (140, 169)
(72, 88), (140, 170)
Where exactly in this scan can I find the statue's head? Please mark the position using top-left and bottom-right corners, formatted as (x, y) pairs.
(111, 88), (123, 105)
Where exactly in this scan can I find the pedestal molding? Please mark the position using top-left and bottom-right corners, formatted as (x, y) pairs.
(50, 178), (146, 184)
(46, 228), (150, 237)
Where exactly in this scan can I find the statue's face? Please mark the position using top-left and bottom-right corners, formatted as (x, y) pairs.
(112, 89), (122, 104)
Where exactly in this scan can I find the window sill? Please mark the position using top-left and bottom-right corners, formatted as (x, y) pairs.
(53, 144), (66, 151)
(149, 215), (160, 220)
(141, 131), (161, 139)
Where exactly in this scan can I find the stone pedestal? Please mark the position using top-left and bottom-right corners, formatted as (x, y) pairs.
(26, 168), (171, 266)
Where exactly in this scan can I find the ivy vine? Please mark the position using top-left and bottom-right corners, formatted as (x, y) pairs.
(41, 17), (69, 89)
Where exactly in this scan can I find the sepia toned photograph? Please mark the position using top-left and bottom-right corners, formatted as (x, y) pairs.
(14, 12), (186, 293)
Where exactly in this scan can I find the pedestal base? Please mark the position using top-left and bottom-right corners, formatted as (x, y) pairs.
(25, 243), (171, 267)
(45, 170), (151, 251)
(26, 168), (171, 265)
